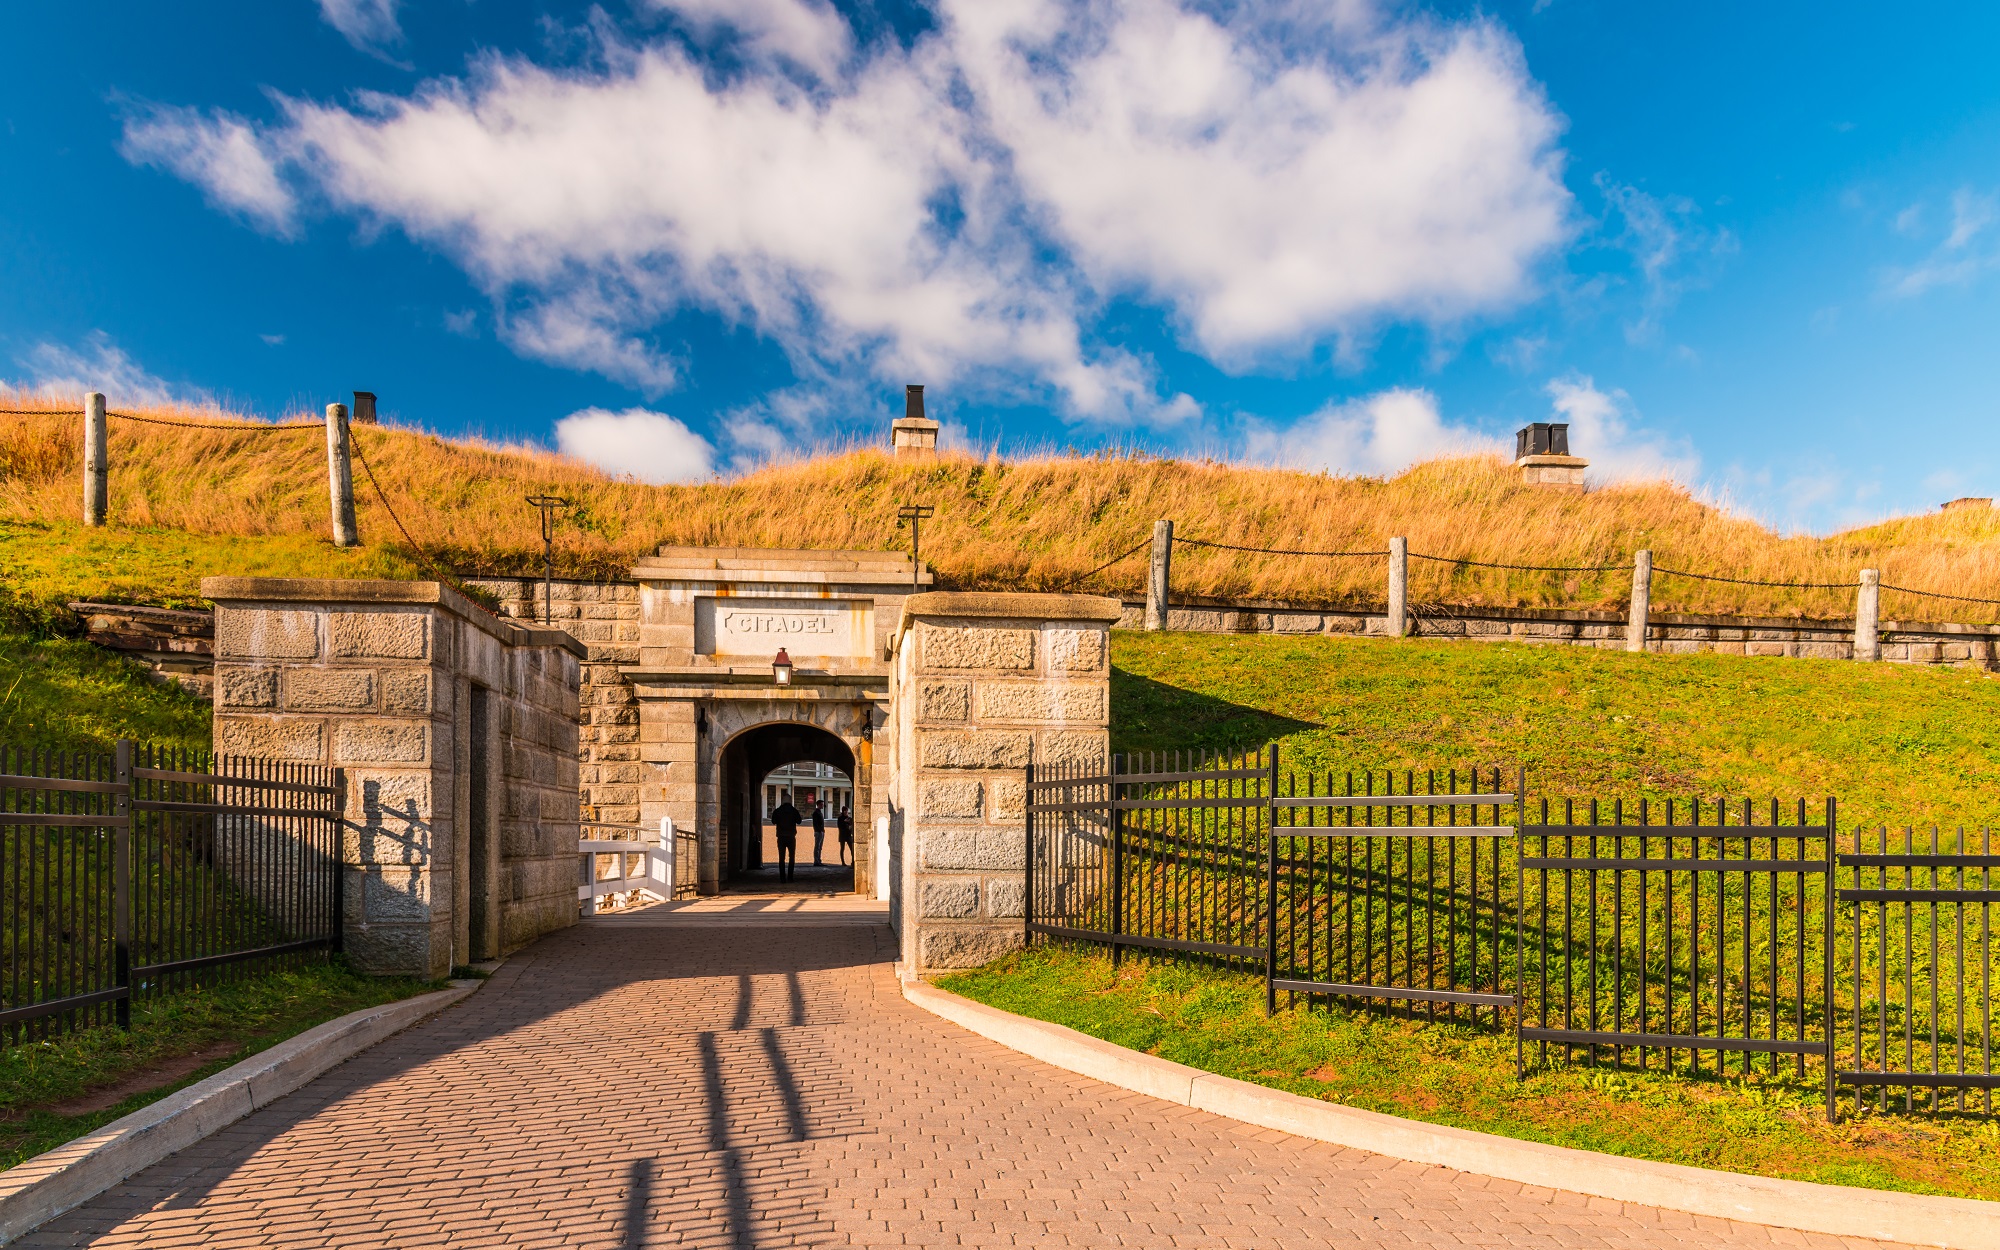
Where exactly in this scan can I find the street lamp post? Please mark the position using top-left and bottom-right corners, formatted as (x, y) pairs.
(896, 503), (934, 592)
(523, 494), (573, 625)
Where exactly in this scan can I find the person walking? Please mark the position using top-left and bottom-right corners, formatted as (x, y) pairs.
(811, 800), (827, 866)
(770, 795), (803, 883)
(837, 804), (854, 867)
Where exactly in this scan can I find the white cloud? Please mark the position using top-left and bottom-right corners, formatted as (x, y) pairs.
(644, 0), (851, 79)
(1246, 387), (1501, 477)
(318, 0), (402, 52)
(1886, 188), (2000, 297)
(260, 333), (285, 346)
(9, 333), (215, 409)
(554, 406), (717, 483)
(1544, 373), (1697, 485)
(119, 105), (296, 235)
(1593, 175), (1734, 344)
(125, 0), (1572, 427)
(948, 0), (1571, 361)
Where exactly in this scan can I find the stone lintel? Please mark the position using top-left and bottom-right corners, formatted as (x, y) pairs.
(201, 577), (586, 658)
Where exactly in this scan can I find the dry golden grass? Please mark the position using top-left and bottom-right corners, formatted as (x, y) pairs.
(4, 394), (2000, 622)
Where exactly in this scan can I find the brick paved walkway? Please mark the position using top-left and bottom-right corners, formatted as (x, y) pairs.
(23, 903), (1905, 1249)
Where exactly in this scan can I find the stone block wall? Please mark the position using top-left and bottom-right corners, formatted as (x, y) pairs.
(888, 592), (1123, 974)
(467, 579), (643, 827)
(1116, 599), (2000, 669)
(204, 578), (584, 979)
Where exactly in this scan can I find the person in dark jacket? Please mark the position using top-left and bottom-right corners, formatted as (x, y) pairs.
(837, 805), (855, 866)
(811, 801), (827, 866)
(770, 797), (803, 883)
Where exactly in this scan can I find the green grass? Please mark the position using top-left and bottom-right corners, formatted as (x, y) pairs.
(1112, 630), (2000, 830)
(941, 945), (2000, 1200)
(0, 960), (442, 1170)
(0, 517), (425, 613)
(0, 626), (212, 757)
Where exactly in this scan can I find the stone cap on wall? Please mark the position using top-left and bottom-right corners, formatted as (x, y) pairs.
(632, 545), (934, 586)
(894, 591), (1125, 643)
(199, 577), (588, 658)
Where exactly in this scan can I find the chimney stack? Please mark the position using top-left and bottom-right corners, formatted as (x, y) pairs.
(1513, 422), (1586, 489)
(352, 391), (378, 425)
(891, 383), (939, 460)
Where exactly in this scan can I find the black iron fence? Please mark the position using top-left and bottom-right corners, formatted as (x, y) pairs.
(2, 739), (343, 1048)
(1026, 754), (2000, 1120)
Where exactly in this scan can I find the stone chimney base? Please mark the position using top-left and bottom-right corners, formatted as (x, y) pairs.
(1515, 454), (1587, 489)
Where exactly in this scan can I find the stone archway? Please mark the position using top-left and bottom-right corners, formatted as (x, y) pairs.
(717, 721), (856, 885)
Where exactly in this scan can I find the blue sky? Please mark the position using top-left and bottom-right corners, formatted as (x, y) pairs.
(3, 2), (1998, 533)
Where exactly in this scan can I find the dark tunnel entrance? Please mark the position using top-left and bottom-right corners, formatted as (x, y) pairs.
(717, 722), (857, 894)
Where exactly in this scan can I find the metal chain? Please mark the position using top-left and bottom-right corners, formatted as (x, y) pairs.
(1176, 536), (1388, 558)
(347, 432), (489, 611)
(1046, 539), (1152, 592)
(1653, 566), (1856, 590)
(1878, 582), (2000, 608)
(108, 411), (320, 431)
(1410, 552), (1629, 574)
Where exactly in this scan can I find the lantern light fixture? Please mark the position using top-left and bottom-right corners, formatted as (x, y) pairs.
(772, 647), (794, 685)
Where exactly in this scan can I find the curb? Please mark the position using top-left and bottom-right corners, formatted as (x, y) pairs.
(0, 980), (482, 1245)
(902, 980), (2000, 1250)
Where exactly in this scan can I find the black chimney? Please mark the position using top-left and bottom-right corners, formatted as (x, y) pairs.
(1514, 422), (1570, 458)
(905, 384), (925, 422)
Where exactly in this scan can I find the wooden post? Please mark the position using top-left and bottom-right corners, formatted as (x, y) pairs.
(1145, 519), (1173, 630)
(1854, 568), (1880, 661)
(325, 403), (358, 548)
(83, 392), (108, 527)
(1387, 537), (1407, 638)
(1627, 550), (1652, 653)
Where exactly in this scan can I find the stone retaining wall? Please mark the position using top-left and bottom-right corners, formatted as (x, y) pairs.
(465, 579), (642, 827)
(202, 578), (585, 978)
(1115, 599), (2000, 667)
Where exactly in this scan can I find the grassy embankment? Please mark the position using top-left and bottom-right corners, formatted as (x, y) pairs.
(941, 630), (2000, 1199)
(7, 393), (2000, 621)
(0, 597), (442, 1171)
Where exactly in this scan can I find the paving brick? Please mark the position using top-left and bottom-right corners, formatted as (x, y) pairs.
(12, 905), (1922, 1249)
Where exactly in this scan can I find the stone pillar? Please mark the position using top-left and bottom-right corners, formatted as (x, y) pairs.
(1387, 537), (1408, 639)
(1144, 520), (1173, 631)
(1627, 550), (1652, 653)
(82, 392), (108, 527)
(1855, 569), (1880, 662)
(325, 403), (358, 548)
(203, 577), (583, 978)
(890, 591), (1120, 975)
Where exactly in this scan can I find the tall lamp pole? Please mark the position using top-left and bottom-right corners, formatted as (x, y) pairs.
(896, 503), (934, 592)
(524, 494), (574, 625)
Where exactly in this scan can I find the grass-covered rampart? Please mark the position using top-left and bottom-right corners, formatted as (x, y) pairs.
(9, 394), (2000, 620)
(1112, 630), (2000, 830)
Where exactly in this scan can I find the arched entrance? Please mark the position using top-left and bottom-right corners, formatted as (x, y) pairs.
(717, 722), (857, 892)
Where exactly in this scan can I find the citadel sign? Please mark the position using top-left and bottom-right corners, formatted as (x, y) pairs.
(693, 596), (869, 657)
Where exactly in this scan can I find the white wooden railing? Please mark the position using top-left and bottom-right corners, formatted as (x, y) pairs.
(577, 817), (689, 915)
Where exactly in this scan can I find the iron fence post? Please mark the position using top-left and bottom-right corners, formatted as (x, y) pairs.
(1824, 795), (1838, 1123)
(1023, 762), (1034, 951)
(1110, 756), (1124, 968)
(112, 739), (133, 1030)
(332, 767), (348, 955)
(1265, 744), (1280, 1017)
(1514, 766), (1526, 1077)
